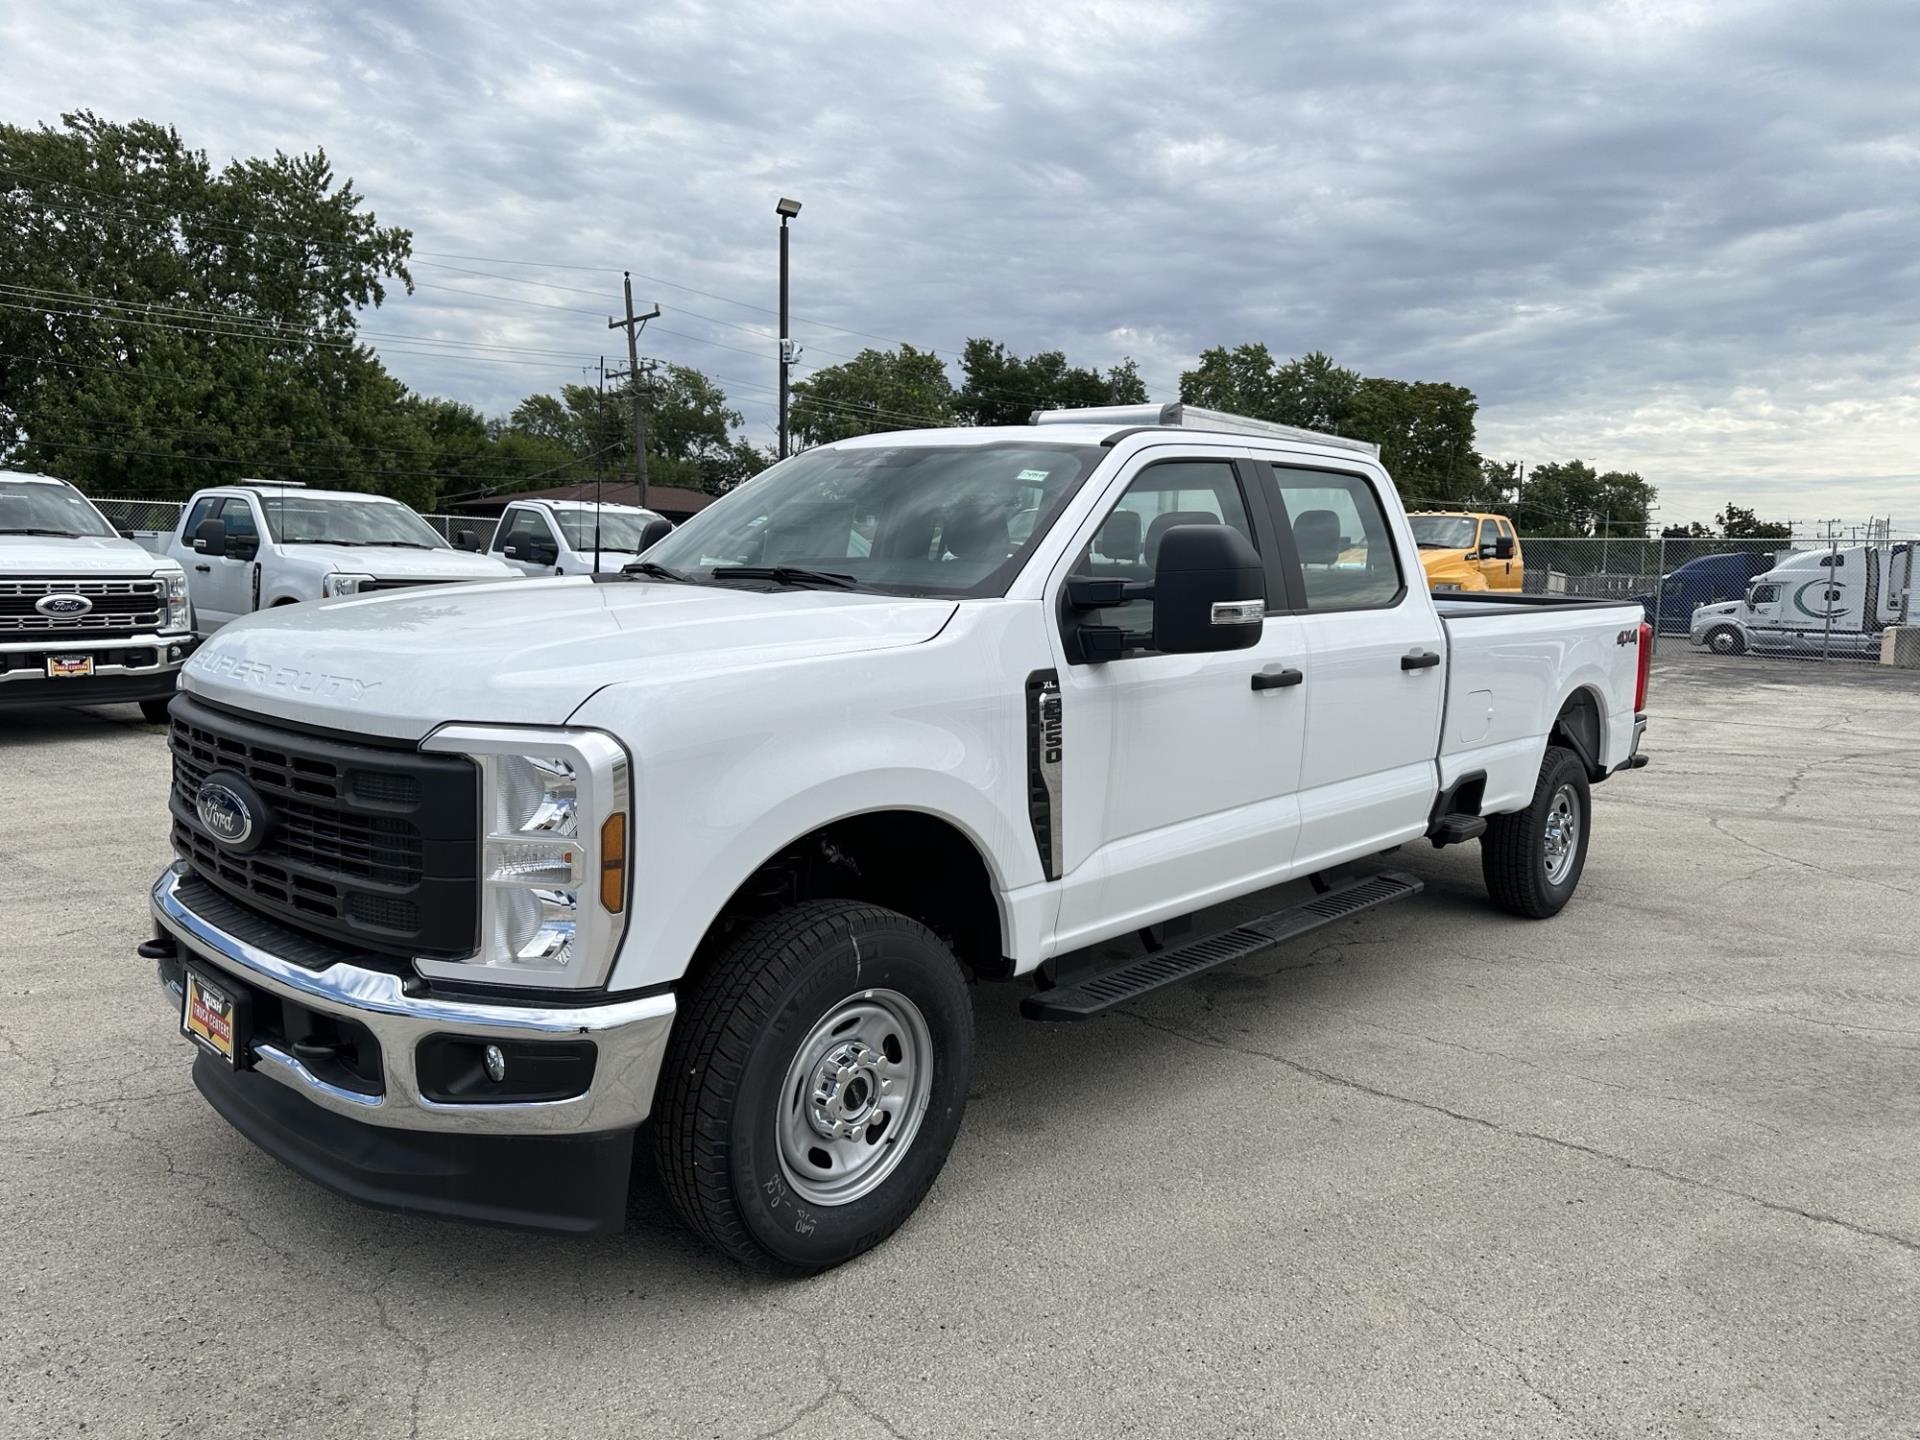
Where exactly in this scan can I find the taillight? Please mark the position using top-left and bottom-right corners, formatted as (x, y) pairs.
(1634, 621), (1653, 712)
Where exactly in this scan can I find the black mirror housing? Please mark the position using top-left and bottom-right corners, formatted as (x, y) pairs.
(1150, 524), (1265, 654)
(1494, 535), (1516, 560)
(638, 517), (674, 552)
(530, 544), (559, 567)
(452, 529), (480, 552)
(193, 518), (228, 558)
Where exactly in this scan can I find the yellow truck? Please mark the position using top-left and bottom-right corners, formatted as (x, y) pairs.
(1408, 511), (1523, 592)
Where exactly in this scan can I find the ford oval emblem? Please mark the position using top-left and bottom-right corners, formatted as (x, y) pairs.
(195, 781), (256, 849)
(36, 593), (93, 616)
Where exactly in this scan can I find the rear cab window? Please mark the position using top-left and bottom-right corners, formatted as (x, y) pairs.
(1262, 465), (1403, 611)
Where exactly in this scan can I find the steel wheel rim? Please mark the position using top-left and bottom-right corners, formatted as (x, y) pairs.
(775, 988), (933, 1207)
(1543, 783), (1581, 886)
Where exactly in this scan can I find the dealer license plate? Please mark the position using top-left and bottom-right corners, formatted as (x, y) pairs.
(46, 655), (94, 678)
(181, 968), (244, 1066)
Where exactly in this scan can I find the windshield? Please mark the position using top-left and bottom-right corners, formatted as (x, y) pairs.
(644, 440), (1107, 597)
(0, 479), (118, 538)
(1409, 515), (1478, 549)
(551, 510), (661, 553)
(258, 496), (448, 548)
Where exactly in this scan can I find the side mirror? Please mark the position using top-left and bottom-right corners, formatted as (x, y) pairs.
(193, 518), (228, 558)
(638, 517), (674, 552)
(451, 529), (480, 552)
(502, 545), (520, 559)
(529, 543), (559, 567)
(1493, 535), (1516, 560)
(229, 534), (259, 561)
(1151, 525), (1265, 654)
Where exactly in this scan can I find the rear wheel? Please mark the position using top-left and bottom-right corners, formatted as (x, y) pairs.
(1481, 745), (1591, 919)
(1705, 626), (1745, 655)
(653, 900), (973, 1273)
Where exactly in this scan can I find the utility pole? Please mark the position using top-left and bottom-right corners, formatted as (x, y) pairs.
(609, 273), (660, 508)
(776, 197), (802, 457)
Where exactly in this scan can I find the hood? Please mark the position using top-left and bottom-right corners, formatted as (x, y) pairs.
(1417, 549), (1487, 588)
(1692, 601), (1740, 621)
(0, 532), (183, 576)
(181, 576), (957, 739)
(285, 543), (521, 581)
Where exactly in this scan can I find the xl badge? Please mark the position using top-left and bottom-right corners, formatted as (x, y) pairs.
(195, 772), (266, 852)
(36, 593), (93, 616)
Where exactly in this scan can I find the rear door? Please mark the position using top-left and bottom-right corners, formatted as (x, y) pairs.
(1256, 462), (1446, 873)
(1048, 449), (1310, 947)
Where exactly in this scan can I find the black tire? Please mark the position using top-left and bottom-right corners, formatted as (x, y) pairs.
(138, 696), (174, 724)
(653, 900), (973, 1274)
(1705, 626), (1745, 655)
(1481, 745), (1591, 919)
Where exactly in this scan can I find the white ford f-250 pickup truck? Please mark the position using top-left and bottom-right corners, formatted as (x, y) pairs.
(163, 480), (520, 635)
(142, 405), (1650, 1271)
(2, 469), (195, 722)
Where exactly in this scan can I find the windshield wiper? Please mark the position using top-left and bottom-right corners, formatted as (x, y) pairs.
(620, 560), (689, 583)
(710, 565), (861, 590)
(0, 527), (91, 538)
(364, 540), (437, 549)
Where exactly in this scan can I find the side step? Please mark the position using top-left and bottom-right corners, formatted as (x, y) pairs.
(1020, 870), (1424, 1022)
(1429, 812), (1488, 847)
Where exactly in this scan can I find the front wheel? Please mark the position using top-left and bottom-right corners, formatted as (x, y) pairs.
(653, 900), (973, 1273)
(1481, 745), (1591, 919)
(1705, 626), (1746, 655)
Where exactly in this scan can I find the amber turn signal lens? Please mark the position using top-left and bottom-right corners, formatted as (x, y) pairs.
(599, 812), (627, 914)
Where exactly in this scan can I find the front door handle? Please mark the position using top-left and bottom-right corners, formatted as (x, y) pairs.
(1252, 668), (1304, 691)
(1401, 651), (1441, 671)
(194, 564), (211, 573)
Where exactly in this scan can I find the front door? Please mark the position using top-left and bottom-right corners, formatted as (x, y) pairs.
(1049, 451), (1309, 950)
(490, 506), (560, 576)
(1258, 463), (1447, 872)
(191, 497), (260, 632)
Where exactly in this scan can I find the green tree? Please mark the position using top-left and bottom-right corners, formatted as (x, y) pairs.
(0, 113), (431, 501)
(1518, 460), (1657, 537)
(954, 339), (1148, 426)
(789, 344), (953, 446)
(1662, 521), (1712, 538)
(1715, 503), (1791, 540)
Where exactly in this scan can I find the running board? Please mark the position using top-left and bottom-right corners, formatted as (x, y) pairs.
(1020, 871), (1424, 1022)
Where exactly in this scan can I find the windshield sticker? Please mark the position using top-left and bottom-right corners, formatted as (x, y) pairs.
(1016, 469), (1050, 482)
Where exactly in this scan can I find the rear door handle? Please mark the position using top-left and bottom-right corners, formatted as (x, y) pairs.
(1401, 651), (1441, 670)
(1252, 668), (1304, 691)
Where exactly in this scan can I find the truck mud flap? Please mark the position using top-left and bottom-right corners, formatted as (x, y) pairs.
(1021, 871), (1423, 1022)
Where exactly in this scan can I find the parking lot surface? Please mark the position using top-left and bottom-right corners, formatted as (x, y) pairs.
(3, 650), (1917, 1438)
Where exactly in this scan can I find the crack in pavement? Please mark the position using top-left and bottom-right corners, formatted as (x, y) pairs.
(1417, 1299), (1596, 1437)
(1707, 816), (1916, 900)
(1114, 1010), (1920, 1260)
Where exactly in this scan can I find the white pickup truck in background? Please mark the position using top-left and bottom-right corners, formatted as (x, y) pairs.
(164, 481), (520, 634)
(1, 469), (195, 722)
(143, 405), (1650, 1273)
(454, 496), (674, 576)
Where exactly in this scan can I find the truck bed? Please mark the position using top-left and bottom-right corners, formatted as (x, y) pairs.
(1434, 593), (1644, 817)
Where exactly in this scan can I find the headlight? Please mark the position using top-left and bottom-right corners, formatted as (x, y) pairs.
(323, 572), (375, 598)
(416, 726), (630, 990)
(155, 570), (191, 631)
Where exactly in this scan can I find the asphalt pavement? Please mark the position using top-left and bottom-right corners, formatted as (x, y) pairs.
(2, 648), (1916, 1437)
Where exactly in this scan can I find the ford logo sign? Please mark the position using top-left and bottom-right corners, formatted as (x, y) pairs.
(195, 774), (265, 852)
(36, 593), (93, 617)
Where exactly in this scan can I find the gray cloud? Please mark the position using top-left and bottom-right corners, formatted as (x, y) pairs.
(4, 0), (1916, 526)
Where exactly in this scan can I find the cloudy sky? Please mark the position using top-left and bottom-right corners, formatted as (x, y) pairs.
(4, 0), (1917, 528)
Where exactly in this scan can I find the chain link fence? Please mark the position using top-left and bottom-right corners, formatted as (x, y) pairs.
(1521, 534), (1918, 665)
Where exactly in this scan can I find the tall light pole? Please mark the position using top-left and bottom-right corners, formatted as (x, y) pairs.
(776, 196), (801, 457)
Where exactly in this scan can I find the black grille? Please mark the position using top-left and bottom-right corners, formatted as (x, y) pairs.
(169, 695), (479, 958)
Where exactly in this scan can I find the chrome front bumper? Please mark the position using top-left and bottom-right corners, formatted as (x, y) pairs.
(0, 630), (193, 683)
(150, 866), (675, 1135)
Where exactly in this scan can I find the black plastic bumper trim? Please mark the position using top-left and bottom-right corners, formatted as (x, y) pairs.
(192, 1053), (634, 1235)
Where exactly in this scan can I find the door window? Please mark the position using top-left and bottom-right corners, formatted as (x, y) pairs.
(1069, 459), (1256, 653)
(183, 497), (216, 536)
(497, 508), (557, 556)
(214, 497), (259, 542)
(1263, 466), (1403, 611)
